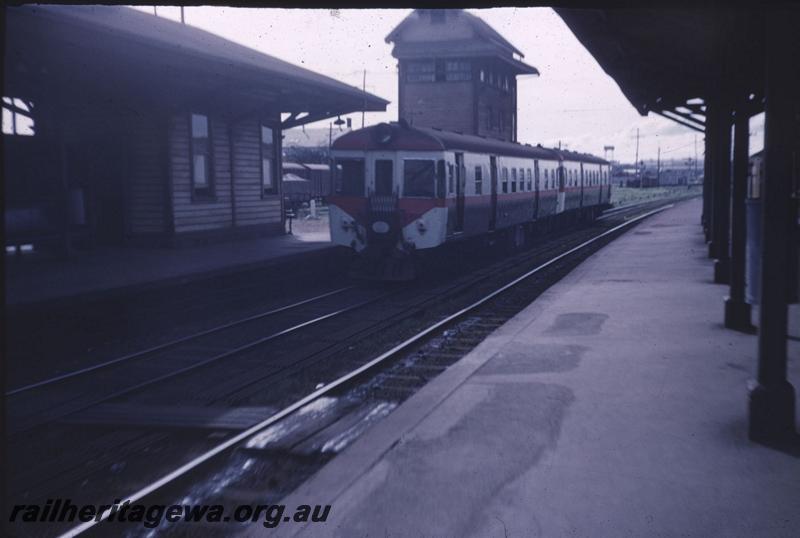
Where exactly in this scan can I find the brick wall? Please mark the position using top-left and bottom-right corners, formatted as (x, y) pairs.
(400, 80), (474, 133)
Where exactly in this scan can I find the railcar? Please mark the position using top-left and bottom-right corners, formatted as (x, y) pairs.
(328, 121), (612, 279)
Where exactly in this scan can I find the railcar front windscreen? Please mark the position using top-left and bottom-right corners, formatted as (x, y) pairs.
(335, 158), (365, 196)
(403, 159), (436, 197)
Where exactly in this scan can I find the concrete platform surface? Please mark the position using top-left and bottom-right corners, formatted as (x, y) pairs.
(4, 230), (333, 306)
(272, 198), (800, 538)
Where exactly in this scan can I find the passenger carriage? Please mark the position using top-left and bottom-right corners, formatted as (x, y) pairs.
(328, 121), (611, 279)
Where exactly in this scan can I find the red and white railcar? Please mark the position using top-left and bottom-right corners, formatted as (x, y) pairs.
(328, 121), (611, 278)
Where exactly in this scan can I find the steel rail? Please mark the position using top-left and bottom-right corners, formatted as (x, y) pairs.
(6, 286), (354, 396)
(12, 289), (401, 436)
(59, 203), (672, 538)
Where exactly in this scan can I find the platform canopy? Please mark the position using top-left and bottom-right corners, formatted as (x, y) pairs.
(555, 8), (768, 132)
(5, 5), (389, 128)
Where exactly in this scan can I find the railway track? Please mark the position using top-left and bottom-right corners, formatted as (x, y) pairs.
(6, 197), (691, 538)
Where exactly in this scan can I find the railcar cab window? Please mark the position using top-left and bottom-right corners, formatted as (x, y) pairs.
(475, 165), (483, 195)
(261, 125), (277, 197)
(190, 113), (214, 198)
(403, 160), (436, 197)
(335, 158), (365, 196)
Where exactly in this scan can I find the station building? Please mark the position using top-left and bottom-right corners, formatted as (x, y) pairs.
(4, 5), (388, 254)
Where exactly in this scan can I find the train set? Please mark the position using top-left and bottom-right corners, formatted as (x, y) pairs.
(328, 121), (612, 279)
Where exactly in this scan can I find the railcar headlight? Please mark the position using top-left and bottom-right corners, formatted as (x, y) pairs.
(416, 220), (427, 233)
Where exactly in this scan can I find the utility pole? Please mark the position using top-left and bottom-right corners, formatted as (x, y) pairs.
(634, 128), (640, 188)
(153, 6), (158, 16)
(361, 69), (366, 129)
(694, 132), (699, 184)
(180, 7), (185, 24)
(657, 146), (661, 187)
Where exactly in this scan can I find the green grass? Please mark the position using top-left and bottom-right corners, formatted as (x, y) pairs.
(611, 185), (702, 207)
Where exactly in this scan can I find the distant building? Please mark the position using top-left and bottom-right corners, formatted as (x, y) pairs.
(611, 158), (702, 188)
(386, 9), (538, 142)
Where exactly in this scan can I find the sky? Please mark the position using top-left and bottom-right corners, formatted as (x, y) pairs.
(133, 6), (765, 164)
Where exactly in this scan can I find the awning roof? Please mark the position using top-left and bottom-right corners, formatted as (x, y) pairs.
(555, 8), (768, 132)
(5, 5), (389, 126)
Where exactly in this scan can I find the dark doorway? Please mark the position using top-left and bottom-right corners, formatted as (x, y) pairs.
(455, 153), (465, 233)
(489, 156), (498, 231)
(375, 159), (393, 196)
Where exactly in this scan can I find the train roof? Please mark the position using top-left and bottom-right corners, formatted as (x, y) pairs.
(332, 122), (609, 165)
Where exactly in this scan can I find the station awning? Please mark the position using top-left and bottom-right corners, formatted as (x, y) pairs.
(5, 5), (389, 128)
(555, 8), (768, 132)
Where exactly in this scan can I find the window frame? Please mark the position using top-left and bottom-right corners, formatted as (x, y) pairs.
(406, 60), (436, 83)
(444, 60), (471, 82)
(2, 97), (35, 136)
(260, 124), (279, 198)
(474, 165), (483, 195)
(189, 113), (215, 201)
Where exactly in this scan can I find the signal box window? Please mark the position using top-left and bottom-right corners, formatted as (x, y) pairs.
(474, 166), (483, 195)
(502, 167), (508, 193)
(527, 169), (533, 191)
(335, 158), (365, 196)
(404, 160), (436, 197)
(261, 125), (277, 197)
(511, 169), (517, 193)
(519, 168), (525, 190)
(407, 60), (435, 82)
(190, 113), (214, 198)
(445, 60), (471, 82)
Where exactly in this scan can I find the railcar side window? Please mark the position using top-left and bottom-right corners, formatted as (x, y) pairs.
(404, 160), (436, 197)
(335, 158), (365, 196)
(475, 166), (483, 195)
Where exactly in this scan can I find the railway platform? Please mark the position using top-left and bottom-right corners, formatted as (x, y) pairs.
(275, 198), (800, 538)
(5, 229), (336, 306)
